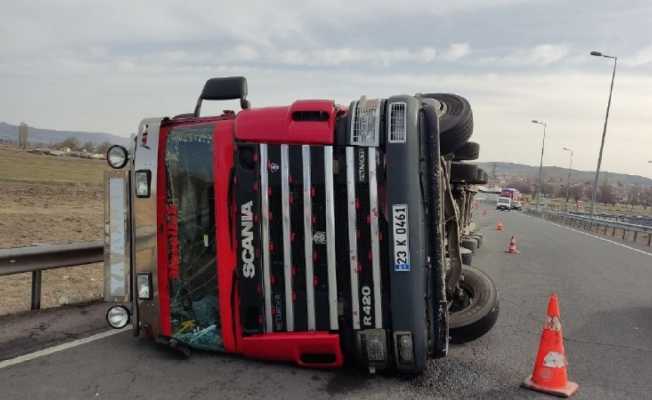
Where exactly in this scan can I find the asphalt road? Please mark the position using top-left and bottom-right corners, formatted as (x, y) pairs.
(1, 207), (651, 399)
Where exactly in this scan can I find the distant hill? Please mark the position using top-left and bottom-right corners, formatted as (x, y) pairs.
(0, 122), (129, 146)
(475, 161), (652, 187)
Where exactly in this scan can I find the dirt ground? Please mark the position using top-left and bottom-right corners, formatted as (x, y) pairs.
(0, 146), (108, 315)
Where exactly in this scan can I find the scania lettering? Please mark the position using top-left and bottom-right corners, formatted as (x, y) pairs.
(240, 201), (256, 278)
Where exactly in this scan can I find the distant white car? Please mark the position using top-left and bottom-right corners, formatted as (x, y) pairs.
(511, 200), (522, 210)
(496, 196), (512, 211)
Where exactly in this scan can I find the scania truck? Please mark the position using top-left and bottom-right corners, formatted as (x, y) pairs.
(103, 77), (498, 374)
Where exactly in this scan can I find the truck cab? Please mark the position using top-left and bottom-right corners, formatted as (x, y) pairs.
(104, 77), (498, 374)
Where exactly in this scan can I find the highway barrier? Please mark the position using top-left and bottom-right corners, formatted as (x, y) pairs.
(525, 209), (652, 248)
(0, 241), (103, 310)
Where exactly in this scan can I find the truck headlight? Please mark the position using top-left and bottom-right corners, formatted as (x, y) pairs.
(106, 305), (130, 329)
(356, 329), (388, 373)
(137, 273), (152, 299)
(395, 332), (414, 364)
(135, 170), (151, 198)
(107, 145), (129, 169)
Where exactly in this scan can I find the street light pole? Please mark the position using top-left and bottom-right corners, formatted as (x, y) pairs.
(532, 120), (547, 211)
(563, 147), (574, 210)
(590, 51), (618, 217)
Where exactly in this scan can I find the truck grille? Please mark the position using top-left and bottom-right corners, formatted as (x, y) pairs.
(235, 143), (387, 334)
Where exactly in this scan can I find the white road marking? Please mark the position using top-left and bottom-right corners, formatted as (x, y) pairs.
(0, 326), (130, 370)
(536, 216), (652, 257)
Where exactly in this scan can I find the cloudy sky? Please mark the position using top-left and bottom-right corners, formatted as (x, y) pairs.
(2, 0), (651, 177)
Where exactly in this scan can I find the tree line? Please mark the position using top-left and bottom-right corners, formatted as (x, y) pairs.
(53, 137), (113, 155)
(503, 178), (652, 208)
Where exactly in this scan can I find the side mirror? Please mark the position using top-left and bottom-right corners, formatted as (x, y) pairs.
(194, 76), (249, 116)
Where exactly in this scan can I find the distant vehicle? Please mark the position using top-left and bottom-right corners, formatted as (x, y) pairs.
(500, 188), (521, 201)
(500, 188), (523, 210)
(496, 196), (512, 210)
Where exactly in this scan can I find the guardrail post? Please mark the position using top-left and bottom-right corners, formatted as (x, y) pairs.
(612, 227), (616, 236)
(633, 231), (638, 243)
(622, 229), (627, 240)
(31, 270), (42, 310)
(648, 233), (652, 247)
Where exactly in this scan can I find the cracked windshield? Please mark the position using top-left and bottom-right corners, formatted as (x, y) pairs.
(165, 125), (221, 350)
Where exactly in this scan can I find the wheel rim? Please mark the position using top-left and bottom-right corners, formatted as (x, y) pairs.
(450, 280), (477, 313)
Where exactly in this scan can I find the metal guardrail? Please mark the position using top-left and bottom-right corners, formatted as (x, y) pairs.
(0, 241), (104, 310)
(568, 213), (652, 231)
(526, 208), (652, 247)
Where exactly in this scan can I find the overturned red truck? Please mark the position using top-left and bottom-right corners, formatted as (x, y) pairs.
(104, 77), (497, 374)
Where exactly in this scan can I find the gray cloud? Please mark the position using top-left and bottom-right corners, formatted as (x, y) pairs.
(1, 0), (651, 177)
(624, 46), (652, 66)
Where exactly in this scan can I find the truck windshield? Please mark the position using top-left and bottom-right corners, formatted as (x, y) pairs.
(165, 124), (222, 350)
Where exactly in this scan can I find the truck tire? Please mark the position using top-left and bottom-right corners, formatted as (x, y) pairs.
(419, 93), (473, 155)
(449, 266), (499, 344)
(461, 238), (477, 253)
(450, 163), (479, 184)
(471, 234), (483, 248)
(453, 141), (479, 161)
(475, 168), (488, 185)
(460, 248), (473, 265)
(450, 163), (489, 185)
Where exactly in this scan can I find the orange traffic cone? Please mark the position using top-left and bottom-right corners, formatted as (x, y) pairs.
(505, 236), (520, 254)
(522, 293), (578, 398)
(496, 221), (504, 231)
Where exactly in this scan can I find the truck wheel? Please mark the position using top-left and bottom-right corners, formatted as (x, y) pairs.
(475, 168), (489, 184)
(460, 248), (473, 265)
(449, 266), (499, 344)
(461, 238), (477, 253)
(450, 163), (489, 185)
(453, 141), (479, 161)
(450, 163), (478, 184)
(419, 93), (473, 155)
(471, 234), (483, 248)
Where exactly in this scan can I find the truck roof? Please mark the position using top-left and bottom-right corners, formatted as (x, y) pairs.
(161, 99), (342, 145)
